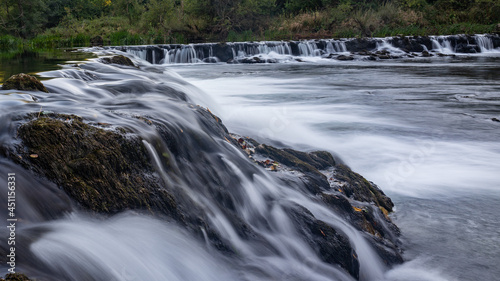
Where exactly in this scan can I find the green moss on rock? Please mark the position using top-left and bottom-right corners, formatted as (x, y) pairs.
(15, 114), (179, 217)
(101, 55), (137, 67)
(1, 273), (31, 281)
(2, 73), (48, 93)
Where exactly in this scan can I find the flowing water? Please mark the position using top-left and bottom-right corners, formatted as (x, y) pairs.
(1, 35), (500, 281)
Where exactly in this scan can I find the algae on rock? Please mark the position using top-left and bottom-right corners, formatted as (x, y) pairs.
(2, 73), (48, 93)
(15, 114), (178, 217)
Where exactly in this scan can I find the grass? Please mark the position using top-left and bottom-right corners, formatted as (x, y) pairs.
(0, 7), (497, 53)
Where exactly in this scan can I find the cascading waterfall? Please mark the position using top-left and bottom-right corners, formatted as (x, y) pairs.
(475, 34), (495, 52)
(430, 36), (455, 53)
(118, 34), (499, 64)
(298, 41), (320, 56)
(0, 50), (406, 281)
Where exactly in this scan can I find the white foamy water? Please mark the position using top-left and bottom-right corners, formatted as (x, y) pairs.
(2, 46), (499, 281)
(171, 56), (500, 281)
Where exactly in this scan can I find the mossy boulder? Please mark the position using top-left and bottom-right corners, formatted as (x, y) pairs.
(0, 273), (31, 281)
(14, 114), (178, 217)
(2, 73), (48, 93)
(101, 55), (137, 67)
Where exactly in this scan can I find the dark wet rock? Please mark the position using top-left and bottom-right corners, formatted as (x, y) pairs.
(358, 50), (373, 56)
(437, 53), (456, 57)
(336, 55), (354, 61)
(0, 273), (31, 281)
(333, 164), (394, 212)
(378, 54), (392, 59)
(287, 204), (360, 279)
(2, 73), (48, 93)
(5, 93), (402, 278)
(101, 55), (137, 67)
(421, 50), (433, 57)
(254, 144), (331, 193)
(455, 44), (479, 53)
(320, 194), (403, 266)
(202, 57), (218, 63)
(90, 35), (103, 46)
(345, 38), (377, 52)
(238, 56), (277, 64)
(14, 114), (179, 217)
(492, 118), (500, 122)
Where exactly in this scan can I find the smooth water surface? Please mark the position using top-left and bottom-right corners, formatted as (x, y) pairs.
(171, 56), (500, 281)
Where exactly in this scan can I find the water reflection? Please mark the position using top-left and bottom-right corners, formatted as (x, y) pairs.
(0, 49), (95, 82)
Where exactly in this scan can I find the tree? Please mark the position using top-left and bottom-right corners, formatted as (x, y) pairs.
(0, 0), (47, 38)
(112, 0), (143, 24)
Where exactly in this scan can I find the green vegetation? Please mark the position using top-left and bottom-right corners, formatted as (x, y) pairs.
(0, 0), (498, 50)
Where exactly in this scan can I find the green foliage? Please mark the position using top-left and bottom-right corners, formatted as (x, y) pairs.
(284, 0), (324, 14)
(0, 0), (498, 48)
(0, 35), (22, 50)
(0, 0), (48, 38)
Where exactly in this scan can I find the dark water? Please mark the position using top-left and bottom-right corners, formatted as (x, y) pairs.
(0, 50), (94, 82)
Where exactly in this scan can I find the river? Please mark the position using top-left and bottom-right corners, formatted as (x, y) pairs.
(1, 36), (499, 281)
(171, 55), (500, 281)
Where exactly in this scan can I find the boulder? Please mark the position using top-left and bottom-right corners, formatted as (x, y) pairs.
(15, 114), (179, 216)
(101, 55), (137, 67)
(2, 73), (48, 93)
(421, 50), (433, 57)
(337, 55), (354, 61)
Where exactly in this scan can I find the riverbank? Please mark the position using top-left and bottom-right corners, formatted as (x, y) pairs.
(0, 16), (498, 51)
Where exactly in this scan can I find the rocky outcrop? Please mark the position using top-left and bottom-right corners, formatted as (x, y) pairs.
(14, 114), (179, 216)
(234, 136), (402, 266)
(2, 73), (48, 93)
(101, 55), (137, 67)
(5, 99), (402, 279)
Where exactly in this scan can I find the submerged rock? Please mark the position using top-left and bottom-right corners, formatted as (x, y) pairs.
(2, 73), (48, 93)
(336, 55), (354, 61)
(101, 55), (137, 67)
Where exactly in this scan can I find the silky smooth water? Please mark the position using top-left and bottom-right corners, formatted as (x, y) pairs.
(171, 56), (500, 281)
(1, 47), (499, 281)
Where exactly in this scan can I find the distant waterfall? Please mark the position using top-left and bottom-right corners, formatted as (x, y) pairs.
(113, 34), (500, 64)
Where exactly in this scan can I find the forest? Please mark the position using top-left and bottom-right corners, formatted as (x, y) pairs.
(0, 0), (499, 49)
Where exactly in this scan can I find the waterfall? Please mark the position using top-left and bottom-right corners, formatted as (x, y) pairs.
(475, 34), (495, 52)
(298, 41), (321, 56)
(430, 36), (454, 53)
(115, 34), (500, 64)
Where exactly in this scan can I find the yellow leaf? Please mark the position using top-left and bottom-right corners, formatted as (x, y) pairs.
(353, 206), (363, 212)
